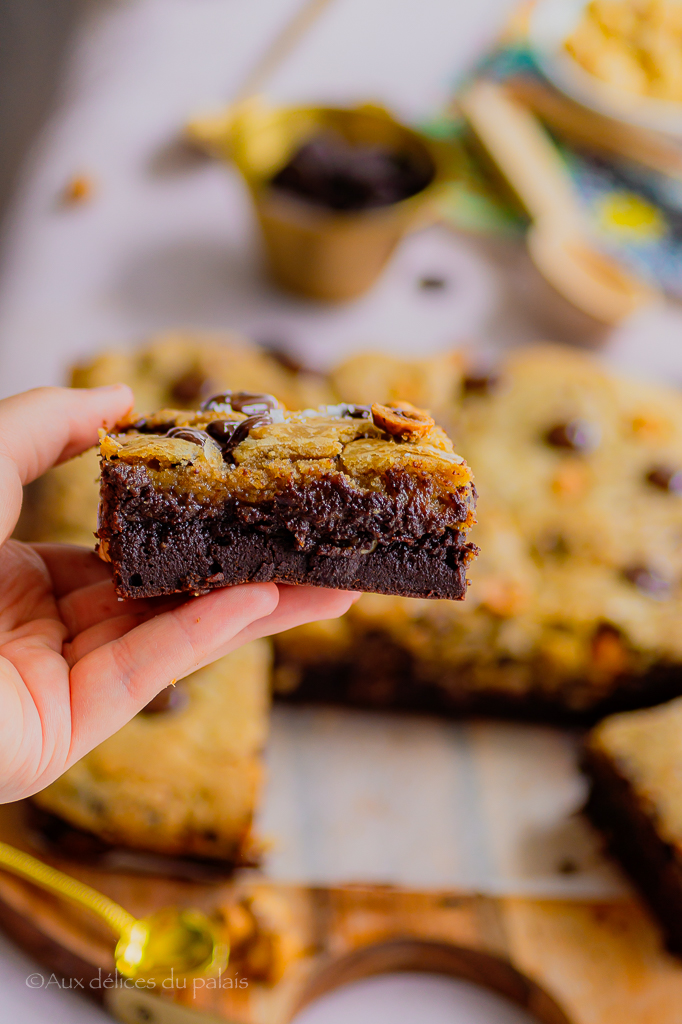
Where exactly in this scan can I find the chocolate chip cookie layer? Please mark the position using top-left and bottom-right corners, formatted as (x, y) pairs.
(97, 393), (478, 599)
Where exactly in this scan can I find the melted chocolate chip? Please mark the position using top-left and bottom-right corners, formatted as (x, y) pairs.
(130, 418), (176, 434)
(170, 369), (207, 404)
(206, 419), (239, 443)
(646, 465), (682, 494)
(341, 403), (372, 419)
(232, 391), (278, 413)
(201, 391), (278, 414)
(462, 374), (498, 396)
(227, 412), (272, 446)
(623, 564), (671, 599)
(140, 684), (188, 715)
(166, 426), (210, 446)
(201, 393), (232, 412)
(207, 413), (273, 461)
(545, 420), (599, 453)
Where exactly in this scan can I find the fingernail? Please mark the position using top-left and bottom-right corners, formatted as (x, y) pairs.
(92, 383), (128, 393)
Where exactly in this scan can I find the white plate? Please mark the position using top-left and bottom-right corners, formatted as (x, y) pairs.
(528, 0), (682, 139)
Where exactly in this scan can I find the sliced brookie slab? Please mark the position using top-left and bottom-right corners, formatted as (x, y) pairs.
(96, 391), (478, 600)
(583, 697), (682, 954)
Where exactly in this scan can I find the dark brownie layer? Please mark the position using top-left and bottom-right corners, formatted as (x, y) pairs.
(583, 747), (682, 955)
(99, 461), (477, 600)
(274, 638), (682, 724)
(27, 806), (242, 882)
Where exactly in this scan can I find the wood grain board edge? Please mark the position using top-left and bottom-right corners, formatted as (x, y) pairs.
(1, 803), (682, 1022)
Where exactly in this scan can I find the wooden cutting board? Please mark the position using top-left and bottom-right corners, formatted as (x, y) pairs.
(0, 800), (680, 1024)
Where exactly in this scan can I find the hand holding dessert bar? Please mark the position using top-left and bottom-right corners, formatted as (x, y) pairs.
(96, 391), (478, 601)
(0, 385), (358, 804)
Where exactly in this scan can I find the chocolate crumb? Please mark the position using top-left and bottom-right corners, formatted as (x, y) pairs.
(419, 275), (447, 290)
(141, 684), (188, 715)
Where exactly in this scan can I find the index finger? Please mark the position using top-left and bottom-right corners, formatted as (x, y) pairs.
(0, 384), (133, 544)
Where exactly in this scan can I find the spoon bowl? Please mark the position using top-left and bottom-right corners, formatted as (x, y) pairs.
(0, 840), (228, 983)
(115, 906), (228, 980)
(527, 221), (656, 324)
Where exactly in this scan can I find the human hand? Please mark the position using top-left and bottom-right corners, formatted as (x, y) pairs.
(0, 386), (358, 802)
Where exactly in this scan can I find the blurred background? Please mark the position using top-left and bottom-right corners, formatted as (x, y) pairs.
(3, 1), (682, 1022)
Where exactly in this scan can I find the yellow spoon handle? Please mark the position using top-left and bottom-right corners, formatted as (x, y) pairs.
(0, 840), (135, 937)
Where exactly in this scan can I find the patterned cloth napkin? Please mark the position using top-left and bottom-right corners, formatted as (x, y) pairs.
(426, 3), (682, 297)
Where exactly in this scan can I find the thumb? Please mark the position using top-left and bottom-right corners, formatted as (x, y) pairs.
(0, 384), (133, 542)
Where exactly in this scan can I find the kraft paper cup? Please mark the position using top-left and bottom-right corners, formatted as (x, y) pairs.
(189, 99), (457, 301)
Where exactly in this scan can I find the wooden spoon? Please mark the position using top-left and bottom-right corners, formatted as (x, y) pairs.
(459, 79), (657, 324)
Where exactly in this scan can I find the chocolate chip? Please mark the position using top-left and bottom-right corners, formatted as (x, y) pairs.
(419, 275), (447, 290)
(260, 343), (303, 373)
(533, 532), (570, 559)
(545, 420), (599, 453)
(462, 374), (499, 396)
(646, 465), (682, 494)
(557, 858), (579, 875)
(201, 393), (233, 412)
(206, 419), (239, 443)
(341, 403), (371, 419)
(165, 426), (210, 446)
(208, 412), (273, 461)
(231, 391), (279, 414)
(623, 564), (671, 599)
(201, 391), (279, 414)
(169, 369), (206, 404)
(271, 131), (434, 212)
(140, 684), (188, 715)
(228, 412), (272, 445)
(130, 418), (176, 434)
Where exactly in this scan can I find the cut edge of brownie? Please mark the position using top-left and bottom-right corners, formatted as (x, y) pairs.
(26, 804), (258, 882)
(274, 638), (682, 724)
(99, 461), (477, 601)
(582, 742), (682, 956)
